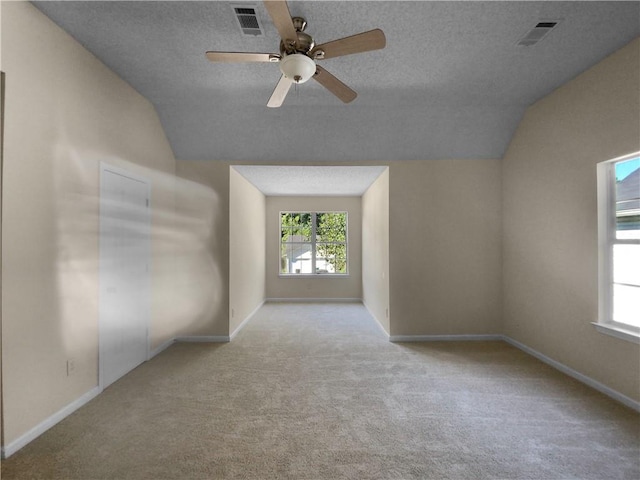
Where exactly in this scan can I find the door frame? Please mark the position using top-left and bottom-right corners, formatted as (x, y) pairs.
(1, 71), (5, 448)
(99, 162), (151, 390)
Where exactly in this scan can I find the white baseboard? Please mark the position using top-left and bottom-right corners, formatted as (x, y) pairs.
(149, 338), (176, 359)
(1, 386), (102, 459)
(266, 297), (362, 303)
(390, 334), (503, 342)
(2, 333), (227, 458)
(151, 332), (234, 356)
(149, 335), (229, 359)
(230, 300), (264, 340)
(388, 333), (639, 411)
(502, 336), (640, 412)
(175, 335), (230, 343)
(4, 329), (636, 459)
(362, 301), (390, 339)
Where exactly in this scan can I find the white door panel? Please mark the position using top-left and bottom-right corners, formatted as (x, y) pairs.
(100, 166), (150, 388)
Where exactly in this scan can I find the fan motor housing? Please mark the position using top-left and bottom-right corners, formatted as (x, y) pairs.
(280, 17), (314, 55)
(280, 32), (314, 55)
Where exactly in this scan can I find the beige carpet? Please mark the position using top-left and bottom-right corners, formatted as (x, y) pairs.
(2, 302), (639, 479)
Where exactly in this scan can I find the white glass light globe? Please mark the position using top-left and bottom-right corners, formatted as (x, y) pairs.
(279, 54), (316, 84)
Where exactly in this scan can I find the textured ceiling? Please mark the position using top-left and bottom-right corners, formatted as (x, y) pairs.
(33, 1), (640, 162)
(233, 165), (386, 195)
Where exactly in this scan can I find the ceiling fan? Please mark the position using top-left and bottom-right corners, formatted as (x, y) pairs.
(205, 0), (386, 107)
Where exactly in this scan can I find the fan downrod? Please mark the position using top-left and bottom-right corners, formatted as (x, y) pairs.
(292, 17), (307, 32)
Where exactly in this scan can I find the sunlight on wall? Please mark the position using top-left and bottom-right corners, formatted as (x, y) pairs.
(170, 175), (224, 338)
(53, 142), (99, 372)
(52, 142), (224, 360)
(1, 0), (229, 451)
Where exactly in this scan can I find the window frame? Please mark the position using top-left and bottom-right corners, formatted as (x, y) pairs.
(594, 152), (640, 344)
(279, 211), (349, 277)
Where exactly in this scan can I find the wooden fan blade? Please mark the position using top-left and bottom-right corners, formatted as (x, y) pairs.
(311, 29), (386, 60)
(313, 65), (357, 104)
(264, 0), (298, 48)
(267, 75), (293, 108)
(206, 51), (280, 63)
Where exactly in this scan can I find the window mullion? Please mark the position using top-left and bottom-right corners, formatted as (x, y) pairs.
(311, 212), (317, 274)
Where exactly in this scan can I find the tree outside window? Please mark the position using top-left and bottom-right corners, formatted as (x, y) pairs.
(280, 212), (348, 275)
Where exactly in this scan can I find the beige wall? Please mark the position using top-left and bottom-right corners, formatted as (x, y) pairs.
(362, 168), (390, 334)
(388, 160), (503, 336)
(1, 2), (177, 446)
(502, 38), (640, 401)
(176, 159), (501, 336)
(266, 196), (363, 300)
(229, 167), (266, 334)
(174, 160), (230, 336)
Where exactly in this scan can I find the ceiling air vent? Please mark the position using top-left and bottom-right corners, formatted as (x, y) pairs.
(231, 4), (264, 37)
(517, 20), (560, 47)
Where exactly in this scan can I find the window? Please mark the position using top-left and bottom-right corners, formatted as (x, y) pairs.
(595, 153), (640, 343)
(280, 212), (348, 275)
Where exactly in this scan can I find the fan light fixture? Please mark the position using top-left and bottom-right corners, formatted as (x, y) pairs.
(280, 54), (316, 84)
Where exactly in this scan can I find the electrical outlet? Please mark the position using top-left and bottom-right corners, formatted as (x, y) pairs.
(66, 359), (76, 376)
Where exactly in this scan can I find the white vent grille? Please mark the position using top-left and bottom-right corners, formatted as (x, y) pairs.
(231, 4), (264, 37)
(517, 20), (561, 47)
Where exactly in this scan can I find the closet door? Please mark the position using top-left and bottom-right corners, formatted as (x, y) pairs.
(100, 165), (150, 388)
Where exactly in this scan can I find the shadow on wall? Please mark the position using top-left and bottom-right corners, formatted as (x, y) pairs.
(51, 144), (224, 359)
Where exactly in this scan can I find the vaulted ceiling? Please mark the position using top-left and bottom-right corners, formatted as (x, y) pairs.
(33, 1), (640, 162)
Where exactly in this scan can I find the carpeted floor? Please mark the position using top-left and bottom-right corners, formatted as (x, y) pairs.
(2, 302), (639, 479)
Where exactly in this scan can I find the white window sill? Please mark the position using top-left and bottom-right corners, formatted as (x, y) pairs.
(591, 322), (640, 344)
(279, 274), (350, 279)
